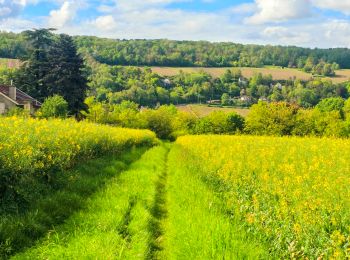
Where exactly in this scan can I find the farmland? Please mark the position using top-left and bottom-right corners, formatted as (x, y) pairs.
(0, 58), (21, 69)
(3, 57), (350, 84)
(148, 66), (350, 83)
(172, 135), (350, 259)
(3, 120), (350, 258)
(176, 104), (250, 117)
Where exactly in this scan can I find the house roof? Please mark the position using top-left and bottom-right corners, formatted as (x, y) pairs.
(0, 85), (41, 107)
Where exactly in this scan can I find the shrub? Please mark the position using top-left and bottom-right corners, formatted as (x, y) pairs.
(316, 97), (345, 116)
(37, 95), (68, 118)
(192, 111), (244, 135)
(142, 105), (177, 139)
(245, 102), (298, 136)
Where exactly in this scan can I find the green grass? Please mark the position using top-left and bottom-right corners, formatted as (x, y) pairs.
(12, 145), (169, 259)
(160, 144), (269, 259)
(7, 142), (272, 259)
(0, 147), (147, 259)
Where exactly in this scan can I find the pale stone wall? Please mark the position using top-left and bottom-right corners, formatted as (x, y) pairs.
(0, 95), (17, 114)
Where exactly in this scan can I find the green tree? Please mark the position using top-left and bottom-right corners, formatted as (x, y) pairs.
(192, 111), (244, 134)
(293, 109), (346, 137)
(15, 29), (55, 101)
(316, 97), (345, 116)
(15, 30), (88, 117)
(37, 95), (68, 118)
(142, 105), (177, 139)
(343, 98), (350, 119)
(221, 93), (230, 106)
(46, 34), (88, 116)
(221, 69), (234, 84)
(245, 102), (298, 136)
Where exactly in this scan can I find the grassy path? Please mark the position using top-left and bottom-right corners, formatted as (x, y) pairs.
(11, 143), (268, 259)
(12, 145), (169, 259)
(160, 144), (269, 259)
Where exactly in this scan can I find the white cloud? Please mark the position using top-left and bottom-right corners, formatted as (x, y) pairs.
(246, 0), (312, 24)
(0, 17), (38, 31)
(313, 0), (350, 15)
(2, 0), (350, 49)
(323, 20), (350, 47)
(262, 26), (312, 45)
(93, 15), (117, 31)
(0, 0), (26, 19)
(48, 1), (77, 28)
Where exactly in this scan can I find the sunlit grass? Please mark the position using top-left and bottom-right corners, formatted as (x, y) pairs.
(161, 144), (269, 259)
(12, 145), (169, 259)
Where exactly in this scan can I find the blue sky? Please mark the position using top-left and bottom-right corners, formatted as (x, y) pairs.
(1, 0), (350, 48)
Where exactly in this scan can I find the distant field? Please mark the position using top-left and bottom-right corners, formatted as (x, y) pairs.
(2, 57), (350, 83)
(148, 66), (350, 83)
(0, 58), (21, 68)
(177, 104), (250, 118)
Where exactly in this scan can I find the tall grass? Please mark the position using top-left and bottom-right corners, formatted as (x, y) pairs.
(0, 148), (146, 259)
(12, 145), (169, 259)
(161, 144), (269, 259)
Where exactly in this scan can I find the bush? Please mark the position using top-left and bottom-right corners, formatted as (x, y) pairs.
(37, 95), (68, 118)
(5, 107), (30, 117)
(192, 111), (244, 135)
(293, 109), (346, 137)
(245, 102), (298, 136)
(142, 105), (177, 139)
(316, 97), (345, 115)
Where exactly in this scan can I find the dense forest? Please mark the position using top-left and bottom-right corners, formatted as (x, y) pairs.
(1, 31), (350, 69)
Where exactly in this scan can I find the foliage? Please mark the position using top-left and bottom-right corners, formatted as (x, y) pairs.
(87, 61), (348, 108)
(2, 31), (350, 68)
(245, 101), (350, 137)
(14, 29), (88, 116)
(37, 95), (68, 118)
(75, 36), (350, 69)
(191, 111), (244, 135)
(315, 97), (345, 114)
(4, 107), (30, 117)
(175, 135), (350, 259)
(221, 93), (230, 106)
(344, 98), (350, 118)
(245, 102), (298, 136)
(293, 109), (346, 137)
(0, 67), (18, 85)
(142, 105), (178, 139)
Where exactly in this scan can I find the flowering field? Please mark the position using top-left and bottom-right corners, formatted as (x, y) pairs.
(174, 135), (350, 259)
(0, 117), (157, 202)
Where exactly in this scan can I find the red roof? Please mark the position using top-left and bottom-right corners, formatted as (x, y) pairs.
(0, 85), (41, 107)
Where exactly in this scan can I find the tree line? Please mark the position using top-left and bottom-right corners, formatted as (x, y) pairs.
(80, 97), (350, 139)
(1, 31), (350, 68)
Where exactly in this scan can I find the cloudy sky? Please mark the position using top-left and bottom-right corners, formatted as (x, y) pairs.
(1, 0), (350, 48)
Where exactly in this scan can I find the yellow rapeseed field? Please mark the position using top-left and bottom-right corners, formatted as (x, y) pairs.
(0, 117), (157, 176)
(175, 135), (350, 259)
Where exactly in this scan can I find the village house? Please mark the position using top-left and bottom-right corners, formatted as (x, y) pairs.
(0, 85), (41, 115)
